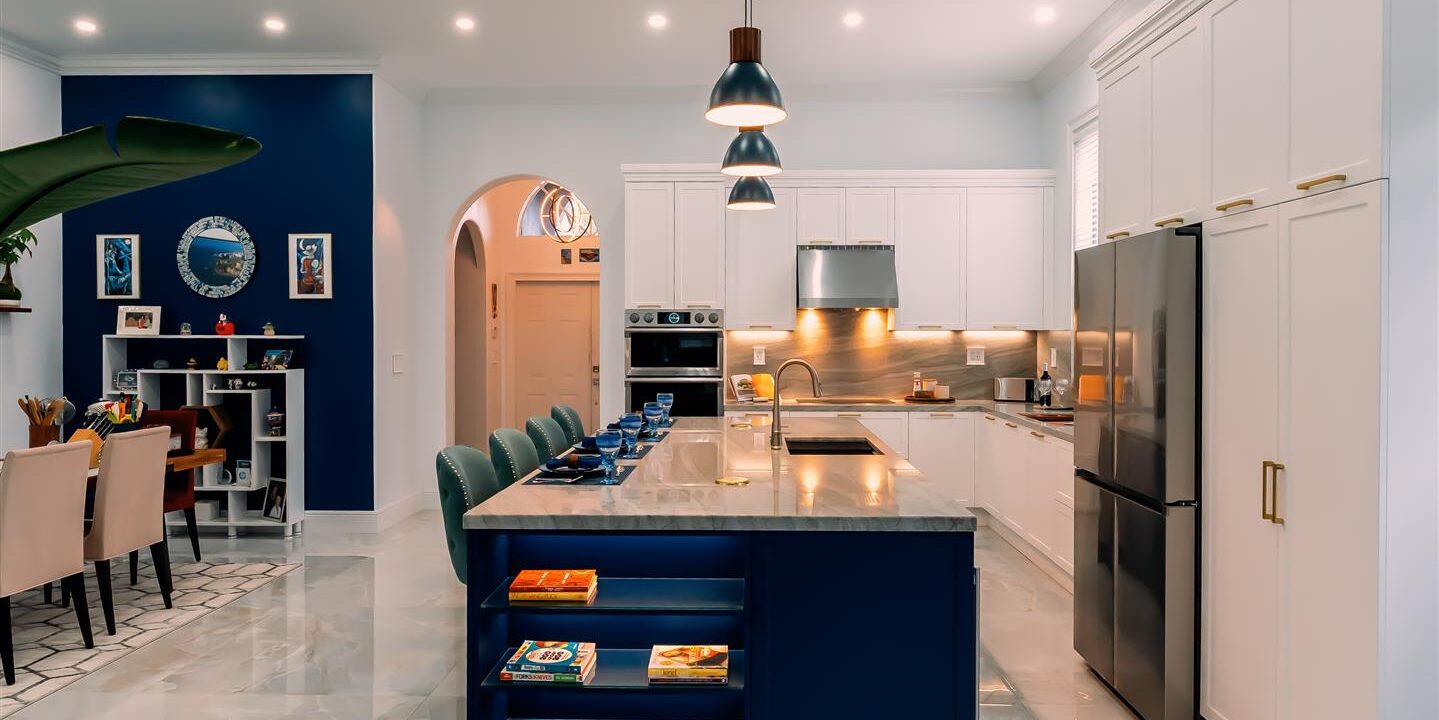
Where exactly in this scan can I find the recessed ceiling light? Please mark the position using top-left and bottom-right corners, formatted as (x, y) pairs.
(73, 18), (98, 35)
(1032, 5), (1057, 24)
(263, 16), (287, 33)
(455, 16), (476, 31)
(647, 13), (668, 29)
(843, 12), (864, 28)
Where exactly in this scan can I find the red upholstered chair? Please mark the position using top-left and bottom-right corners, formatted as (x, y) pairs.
(140, 410), (202, 565)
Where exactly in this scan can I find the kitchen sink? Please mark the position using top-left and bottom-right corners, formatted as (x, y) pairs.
(794, 396), (897, 405)
(784, 437), (881, 455)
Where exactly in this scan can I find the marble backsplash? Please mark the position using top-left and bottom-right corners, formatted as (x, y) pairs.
(724, 309), (1038, 400)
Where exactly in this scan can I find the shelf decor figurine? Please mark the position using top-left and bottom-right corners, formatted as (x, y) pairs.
(216, 357), (229, 371)
(215, 313), (235, 335)
(186, 357), (198, 369)
(266, 406), (284, 437)
(179, 322), (192, 336)
(262, 321), (276, 336)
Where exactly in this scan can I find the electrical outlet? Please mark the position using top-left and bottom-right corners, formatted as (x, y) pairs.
(967, 347), (985, 366)
(1049, 348), (1059, 368)
(753, 346), (766, 365)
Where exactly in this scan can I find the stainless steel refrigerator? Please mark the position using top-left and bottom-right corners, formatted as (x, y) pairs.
(1072, 228), (1198, 720)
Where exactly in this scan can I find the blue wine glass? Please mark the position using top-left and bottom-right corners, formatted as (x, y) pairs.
(655, 392), (675, 426)
(619, 413), (643, 457)
(596, 430), (623, 479)
(643, 402), (664, 435)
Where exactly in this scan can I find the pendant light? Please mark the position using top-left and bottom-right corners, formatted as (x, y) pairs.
(706, 0), (786, 127)
(721, 127), (781, 177)
(728, 176), (776, 211)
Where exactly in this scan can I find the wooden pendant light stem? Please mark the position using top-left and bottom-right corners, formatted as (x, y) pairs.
(730, 27), (761, 63)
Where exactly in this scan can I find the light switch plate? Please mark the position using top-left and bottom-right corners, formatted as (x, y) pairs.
(967, 347), (985, 366)
(753, 346), (766, 365)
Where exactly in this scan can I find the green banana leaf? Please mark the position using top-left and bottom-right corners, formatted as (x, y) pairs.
(0, 116), (261, 238)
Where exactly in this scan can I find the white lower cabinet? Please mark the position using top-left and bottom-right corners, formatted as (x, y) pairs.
(973, 413), (1074, 575)
(906, 412), (974, 505)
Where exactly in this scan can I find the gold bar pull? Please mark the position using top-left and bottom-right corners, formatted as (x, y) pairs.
(1261, 460), (1275, 521)
(1270, 462), (1286, 525)
(686, 303), (711, 309)
(837, 412), (862, 418)
(1105, 231), (1131, 240)
(1154, 217), (1185, 228)
(1216, 198), (1255, 212)
(917, 324), (944, 330)
(1004, 422), (1018, 429)
(1030, 431), (1046, 439)
(983, 416), (997, 421)
(930, 412), (955, 418)
(747, 323), (773, 330)
(807, 239), (835, 245)
(989, 324), (1020, 330)
(857, 239), (884, 245)
(1296, 173), (1347, 191)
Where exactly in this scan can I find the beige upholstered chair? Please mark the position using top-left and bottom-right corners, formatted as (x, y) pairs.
(84, 427), (173, 636)
(0, 443), (96, 685)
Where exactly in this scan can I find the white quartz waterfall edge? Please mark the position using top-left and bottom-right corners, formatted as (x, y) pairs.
(0, 560), (299, 717)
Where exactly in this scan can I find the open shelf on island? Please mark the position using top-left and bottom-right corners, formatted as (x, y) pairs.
(482, 577), (744, 615)
(482, 648), (744, 692)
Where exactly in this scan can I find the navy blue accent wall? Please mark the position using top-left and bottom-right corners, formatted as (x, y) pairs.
(61, 74), (375, 511)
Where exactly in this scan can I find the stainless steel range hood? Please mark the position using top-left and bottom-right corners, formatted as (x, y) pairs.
(796, 244), (899, 309)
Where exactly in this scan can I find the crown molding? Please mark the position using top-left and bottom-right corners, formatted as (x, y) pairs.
(58, 53), (379, 75)
(621, 164), (1056, 187)
(1089, 0), (1210, 78)
(0, 34), (61, 74)
(1032, 0), (1154, 94)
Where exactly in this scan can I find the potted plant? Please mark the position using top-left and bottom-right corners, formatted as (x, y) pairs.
(0, 228), (37, 307)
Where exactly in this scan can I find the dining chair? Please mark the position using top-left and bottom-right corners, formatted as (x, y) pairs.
(435, 446), (502, 585)
(525, 416), (569, 461)
(84, 427), (173, 636)
(489, 428), (540, 489)
(140, 409), (202, 563)
(550, 404), (586, 446)
(0, 443), (96, 685)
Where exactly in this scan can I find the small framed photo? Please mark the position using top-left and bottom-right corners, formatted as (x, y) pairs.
(262, 478), (288, 521)
(260, 349), (294, 370)
(97, 234), (140, 299)
(288, 233), (332, 299)
(116, 305), (162, 335)
(114, 370), (139, 392)
(579, 248), (600, 263)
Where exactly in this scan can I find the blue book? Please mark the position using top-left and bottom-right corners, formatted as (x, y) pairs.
(504, 641), (596, 675)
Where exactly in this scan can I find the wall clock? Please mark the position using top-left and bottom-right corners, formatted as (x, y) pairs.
(177, 216), (256, 298)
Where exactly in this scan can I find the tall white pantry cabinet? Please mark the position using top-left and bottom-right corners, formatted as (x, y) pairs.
(1093, 0), (1434, 718)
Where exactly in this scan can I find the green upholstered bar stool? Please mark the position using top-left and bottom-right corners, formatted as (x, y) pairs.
(526, 416), (570, 461)
(489, 428), (541, 489)
(550, 404), (586, 446)
(434, 445), (502, 585)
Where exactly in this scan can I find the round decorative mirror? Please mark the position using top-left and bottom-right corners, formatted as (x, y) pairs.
(177, 216), (256, 298)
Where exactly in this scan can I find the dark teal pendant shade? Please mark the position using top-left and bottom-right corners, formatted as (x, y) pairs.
(728, 176), (776, 211)
(706, 62), (787, 127)
(722, 128), (781, 177)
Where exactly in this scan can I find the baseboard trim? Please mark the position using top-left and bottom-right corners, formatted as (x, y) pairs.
(306, 491), (439, 535)
(376, 490), (439, 532)
(972, 508), (1074, 593)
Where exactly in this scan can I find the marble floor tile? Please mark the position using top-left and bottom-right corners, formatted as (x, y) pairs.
(14, 511), (1134, 720)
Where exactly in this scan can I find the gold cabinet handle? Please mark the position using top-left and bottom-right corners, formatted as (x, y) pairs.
(1261, 460), (1275, 522)
(929, 412), (955, 418)
(807, 239), (835, 245)
(983, 416), (997, 421)
(837, 412), (862, 418)
(917, 324), (944, 330)
(747, 323), (773, 330)
(1270, 462), (1286, 525)
(1105, 231), (1131, 240)
(1154, 217), (1185, 228)
(1030, 431), (1046, 439)
(856, 239), (885, 245)
(1296, 173), (1347, 191)
(989, 324), (1019, 330)
(1216, 198), (1255, 212)
(1004, 422), (1018, 429)
(686, 303), (711, 309)
(636, 303), (662, 308)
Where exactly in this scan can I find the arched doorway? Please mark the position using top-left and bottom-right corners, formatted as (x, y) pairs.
(444, 175), (602, 447)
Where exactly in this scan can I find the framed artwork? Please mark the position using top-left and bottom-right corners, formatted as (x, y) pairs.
(288, 233), (332, 299)
(97, 234), (140, 299)
(579, 248), (600, 263)
(115, 305), (162, 336)
(260, 349), (294, 370)
(262, 478), (288, 521)
(177, 216), (256, 298)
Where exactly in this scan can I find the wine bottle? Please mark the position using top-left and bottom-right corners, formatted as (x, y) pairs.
(1037, 364), (1053, 407)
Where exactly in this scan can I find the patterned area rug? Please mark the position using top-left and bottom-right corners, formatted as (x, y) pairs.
(0, 559), (299, 718)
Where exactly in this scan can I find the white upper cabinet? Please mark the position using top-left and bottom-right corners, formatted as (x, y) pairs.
(1207, 0), (1287, 215)
(673, 183), (726, 310)
(844, 188), (895, 245)
(624, 183), (675, 309)
(1285, 0), (1383, 197)
(725, 187), (797, 330)
(1147, 13), (1209, 228)
(893, 188), (965, 330)
(965, 187), (1049, 329)
(1099, 57), (1151, 241)
(797, 188), (845, 244)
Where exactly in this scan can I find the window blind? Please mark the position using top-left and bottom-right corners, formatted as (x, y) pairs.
(1072, 119), (1100, 250)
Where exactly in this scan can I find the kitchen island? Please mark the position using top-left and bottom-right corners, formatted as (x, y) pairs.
(463, 417), (978, 720)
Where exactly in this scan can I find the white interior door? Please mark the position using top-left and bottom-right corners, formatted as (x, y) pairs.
(509, 280), (598, 430)
(1201, 208), (1281, 720)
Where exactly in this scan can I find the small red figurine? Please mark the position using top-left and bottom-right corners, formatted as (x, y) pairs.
(215, 313), (236, 336)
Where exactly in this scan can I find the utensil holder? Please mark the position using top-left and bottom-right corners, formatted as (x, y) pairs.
(28, 425), (60, 447)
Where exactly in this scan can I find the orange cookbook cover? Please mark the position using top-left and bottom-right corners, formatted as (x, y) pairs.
(510, 570), (597, 593)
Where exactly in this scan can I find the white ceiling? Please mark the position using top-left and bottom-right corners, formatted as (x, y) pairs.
(0, 0), (1116, 96)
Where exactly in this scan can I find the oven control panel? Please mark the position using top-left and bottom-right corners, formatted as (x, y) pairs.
(625, 309), (724, 327)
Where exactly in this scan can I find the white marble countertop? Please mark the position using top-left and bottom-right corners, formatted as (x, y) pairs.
(724, 398), (1075, 441)
(463, 417), (977, 533)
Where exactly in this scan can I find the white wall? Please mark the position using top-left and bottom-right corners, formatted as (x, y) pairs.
(409, 89), (1045, 460)
(1038, 64), (1099, 329)
(372, 76), (430, 520)
(0, 52), (63, 453)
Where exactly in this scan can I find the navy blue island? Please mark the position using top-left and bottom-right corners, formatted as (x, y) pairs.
(464, 416), (979, 720)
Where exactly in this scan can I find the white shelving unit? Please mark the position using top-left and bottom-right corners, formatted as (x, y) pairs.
(101, 334), (306, 537)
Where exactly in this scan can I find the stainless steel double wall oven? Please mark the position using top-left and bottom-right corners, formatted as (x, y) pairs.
(623, 309), (725, 416)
